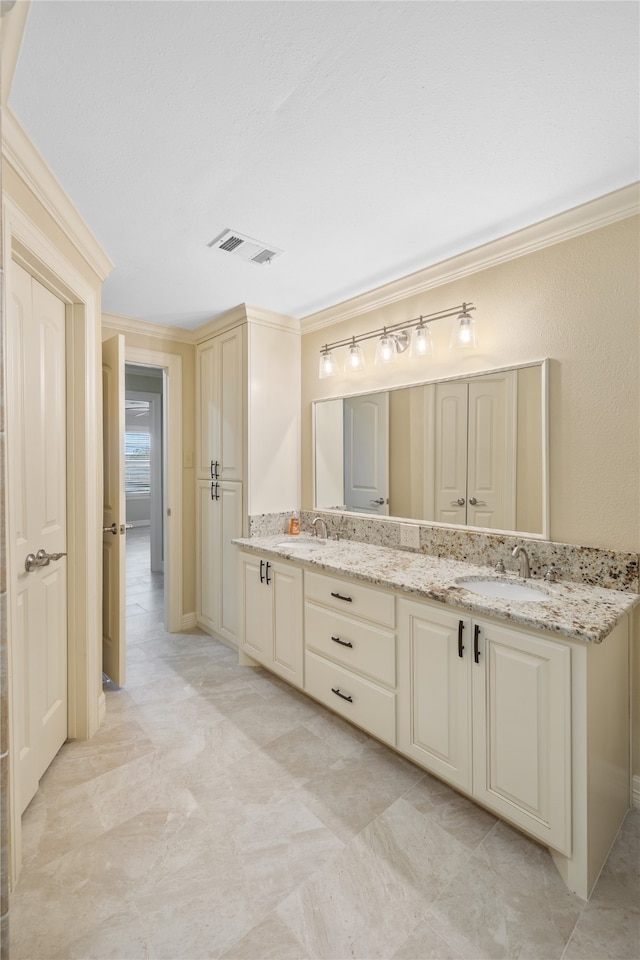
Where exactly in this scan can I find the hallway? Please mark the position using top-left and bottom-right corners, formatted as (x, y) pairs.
(8, 532), (640, 959)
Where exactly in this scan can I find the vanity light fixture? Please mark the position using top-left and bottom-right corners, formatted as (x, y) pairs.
(316, 302), (477, 378)
(318, 346), (336, 379)
(450, 303), (478, 349)
(345, 337), (366, 372)
(410, 317), (434, 358)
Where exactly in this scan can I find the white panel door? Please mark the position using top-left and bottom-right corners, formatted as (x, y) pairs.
(467, 374), (516, 530)
(434, 381), (468, 524)
(7, 263), (68, 814)
(344, 393), (389, 514)
(102, 335), (126, 686)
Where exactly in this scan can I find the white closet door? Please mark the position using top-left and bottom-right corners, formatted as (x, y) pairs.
(434, 381), (468, 524)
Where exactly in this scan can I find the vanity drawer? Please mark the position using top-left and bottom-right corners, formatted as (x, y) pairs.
(305, 601), (396, 687)
(305, 650), (396, 745)
(304, 570), (395, 627)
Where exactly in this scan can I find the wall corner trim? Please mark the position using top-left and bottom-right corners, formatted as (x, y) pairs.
(2, 106), (114, 281)
(300, 182), (640, 332)
(633, 775), (640, 810)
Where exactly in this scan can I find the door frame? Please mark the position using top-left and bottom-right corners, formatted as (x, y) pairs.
(3, 196), (104, 884)
(124, 348), (183, 632)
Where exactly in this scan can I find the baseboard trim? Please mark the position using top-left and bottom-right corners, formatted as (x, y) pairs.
(97, 691), (106, 728)
(182, 612), (198, 630)
(632, 775), (640, 809)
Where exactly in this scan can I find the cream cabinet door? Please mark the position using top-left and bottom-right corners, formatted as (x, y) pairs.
(7, 263), (68, 814)
(397, 599), (472, 792)
(471, 618), (571, 854)
(240, 553), (272, 664)
(240, 553), (303, 688)
(195, 328), (243, 481)
(196, 479), (242, 643)
(271, 561), (303, 686)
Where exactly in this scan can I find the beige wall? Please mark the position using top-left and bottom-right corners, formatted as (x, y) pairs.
(302, 217), (639, 554)
(101, 326), (197, 617)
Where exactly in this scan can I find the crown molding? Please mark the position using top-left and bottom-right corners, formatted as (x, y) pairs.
(102, 312), (194, 343)
(194, 303), (300, 343)
(300, 183), (640, 333)
(1, 106), (114, 281)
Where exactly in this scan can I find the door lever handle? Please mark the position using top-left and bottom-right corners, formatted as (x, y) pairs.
(103, 523), (117, 534)
(25, 549), (67, 573)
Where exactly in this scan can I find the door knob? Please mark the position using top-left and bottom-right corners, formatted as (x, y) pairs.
(469, 498), (486, 506)
(450, 498), (465, 506)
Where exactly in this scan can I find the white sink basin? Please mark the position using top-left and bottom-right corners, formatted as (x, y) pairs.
(275, 538), (326, 549)
(455, 577), (549, 602)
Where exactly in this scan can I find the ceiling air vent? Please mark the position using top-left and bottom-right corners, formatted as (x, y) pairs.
(207, 229), (283, 265)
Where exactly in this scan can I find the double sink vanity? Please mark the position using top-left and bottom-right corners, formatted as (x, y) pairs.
(234, 531), (638, 900)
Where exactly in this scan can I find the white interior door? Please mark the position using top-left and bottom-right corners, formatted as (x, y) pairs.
(434, 381), (468, 524)
(7, 262), (68, 814)
(102, 335), (126, 685)
(467, 374), (516, 530)
(343, 393), (389, 514)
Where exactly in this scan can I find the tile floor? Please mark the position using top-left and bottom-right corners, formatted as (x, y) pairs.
(9, 527), (640, 960)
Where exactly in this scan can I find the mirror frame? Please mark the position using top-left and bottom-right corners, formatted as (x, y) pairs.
(311, 358), (550, 540)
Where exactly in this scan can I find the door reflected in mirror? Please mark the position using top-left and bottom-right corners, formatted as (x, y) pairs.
(314, 360), (548, 537)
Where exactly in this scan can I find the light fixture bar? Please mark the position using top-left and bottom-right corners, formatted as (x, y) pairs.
(320, 303), (476, 354)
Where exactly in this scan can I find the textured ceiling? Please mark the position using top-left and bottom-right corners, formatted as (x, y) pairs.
(9, 0), (639, 329)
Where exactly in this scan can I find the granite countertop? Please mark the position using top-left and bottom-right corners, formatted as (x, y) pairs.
(233, 535), (640, 644)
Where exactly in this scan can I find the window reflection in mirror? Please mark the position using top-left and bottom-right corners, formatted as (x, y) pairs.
(313, 360), (548, 538)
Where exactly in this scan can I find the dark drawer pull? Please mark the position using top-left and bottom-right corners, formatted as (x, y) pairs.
(330, 591), (353, 603)
(458, 620), (465, 658)
(331, 636), (353, 648)
(331, 687), (353, 703)
(474, 624), (481, 663)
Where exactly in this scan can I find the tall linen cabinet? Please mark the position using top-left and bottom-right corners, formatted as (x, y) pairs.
(195, 305), (301, 643)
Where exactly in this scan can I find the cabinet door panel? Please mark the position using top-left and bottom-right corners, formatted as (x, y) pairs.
(241, 555), (272, 665)
(397, 600), (471, 791)
(196, 341), (216, 478)
(218, 328), (243, 481)
(217, 482), (243, 643)
(272, 562), (303, 687)
(196, 480), (217, 632)
(472, 620), (571, 854)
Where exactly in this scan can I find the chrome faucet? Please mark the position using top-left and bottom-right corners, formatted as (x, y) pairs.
(311, 517), (328, 539)
(512, 544), (531, 579)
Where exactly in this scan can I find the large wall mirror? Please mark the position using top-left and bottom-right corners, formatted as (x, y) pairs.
(313, 359), (549, 538)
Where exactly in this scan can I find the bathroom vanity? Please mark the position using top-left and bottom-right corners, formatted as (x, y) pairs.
(235, 535), (638, 899)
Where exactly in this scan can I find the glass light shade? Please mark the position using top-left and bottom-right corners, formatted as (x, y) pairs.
(318, 348), (336, 378)
(375, 333), (397, 365)
(410, 323), (434, 358)
(450, 311), (478, 349)
(344, 340), (365, 372)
